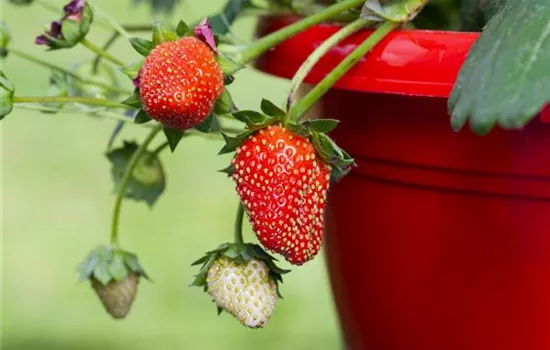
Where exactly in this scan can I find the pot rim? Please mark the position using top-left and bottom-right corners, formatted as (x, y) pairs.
(254, 15), (480, 98)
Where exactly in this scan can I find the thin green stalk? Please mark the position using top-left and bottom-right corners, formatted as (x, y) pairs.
(289, 21), (397, 121)
(14, 96), (132, 109)
(9, 49), (130, 94)
(92, 32), (120, 74)
(150, 141), (170, 157)
(15, 104), (153, 126)
(234, 202), (245, 244)
(286, 17), (370, 112)
(110, 125), (163, 247)
(91, 2), (131, 39)
(236, 0), (364, 65)
(35, 0), (62, 14)
(80, 38), (124, 67)
(121, 24), (155, 32)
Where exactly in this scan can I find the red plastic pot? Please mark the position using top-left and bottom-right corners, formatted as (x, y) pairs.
(255, 16), (550, 350)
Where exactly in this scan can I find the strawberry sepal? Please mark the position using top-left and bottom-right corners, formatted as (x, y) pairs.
(77, 245), (151, 286)
(191, 242), (289, 295)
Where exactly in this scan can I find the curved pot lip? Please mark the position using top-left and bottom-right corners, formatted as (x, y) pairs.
(254, 15), (480, 98)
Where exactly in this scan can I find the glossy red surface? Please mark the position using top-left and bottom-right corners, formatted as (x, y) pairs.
(255, 16), (550, 350)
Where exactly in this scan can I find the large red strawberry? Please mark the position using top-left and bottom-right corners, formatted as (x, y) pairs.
(138, 36), (224, 130)
(231, 124), (331, 265)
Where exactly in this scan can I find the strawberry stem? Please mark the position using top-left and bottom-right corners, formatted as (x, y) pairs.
(81, 38), (125, 67)
(234, 202), (245, 244)
(9, 48), (131, 95)
(285, 17), (370, 113)
(13, 96), (133, 109)
(110, 124), (163, 247)
(150, 141), (170, 158)
(289, 21), (397, 122)
(91, 2), (131, 39)
(235, 0), (365, 65)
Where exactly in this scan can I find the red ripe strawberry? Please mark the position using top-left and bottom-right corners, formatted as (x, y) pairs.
(138, 36), (224, 130)
(231, 124), (331, 265)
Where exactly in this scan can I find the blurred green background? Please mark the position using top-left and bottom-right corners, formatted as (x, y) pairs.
(1, 0), (342, 349)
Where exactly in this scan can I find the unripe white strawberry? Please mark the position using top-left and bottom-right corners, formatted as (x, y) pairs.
(206, 256), (278, 328)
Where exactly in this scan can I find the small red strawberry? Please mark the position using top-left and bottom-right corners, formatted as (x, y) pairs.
(138, 36), (224, 130)
(231, 124), (331, 265)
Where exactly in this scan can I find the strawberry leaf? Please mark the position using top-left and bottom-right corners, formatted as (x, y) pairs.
(152, 21), (178, 45)
(285, 122), (310, 137)
(133, 0), (181, 13)
(123, 252), (151, 281)
(218, 130), (254, 154)
(208, 0), (251, 35)
(134, 110), (152, 124)
(449, 0), (550, 134)
(121, 90), (142, 109)
(106, 141), (166, 207)
(176, 20), (192, 37)
(214, 88), (237, 115)
(77, 246), (151, 285)
(195, 114), (216, 133)
(0, 71), (14, 119)
(233, 110), (274, 130)
(260, 99), (286, 119)
(107, 253), (129, 282)
(163, 127), (185, 152)
(129, 37), (154, 57)
(218, 164), (234, 177)
(120, 61), (143, 80)
(303, 119), (340, 133)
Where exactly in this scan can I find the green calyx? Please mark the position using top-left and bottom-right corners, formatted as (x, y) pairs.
(43, 3), (94, 50)
(218, 98), (355, 181)
(191, 242), (290, 296)
(77, 245), (150, 286)
(0, 71), (15, 120)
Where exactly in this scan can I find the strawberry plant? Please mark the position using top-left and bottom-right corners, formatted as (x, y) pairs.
(2, 0), (550, 332)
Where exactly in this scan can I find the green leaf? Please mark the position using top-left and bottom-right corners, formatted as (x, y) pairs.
(152, 21), (178, 45)
(361, 0), (429, 23)
(120, 61), (143, 80)
(93, 263), (112, 286)
(108, 253), (129, 281)
(121, 90), (142, 109)
(163, 127), (185, 152)
(216, 54), (245, 75)
(123, 252), (150, 280)
(208, 0), (251, 34)
(285, 122), (310, 137)
(214, 89), (237, 115)
(40, 72), (71, 113)
(195, 114), (216, 133)
(106, 141), (166, 207)
(176, 20), (192, 37)
(449, 0), (550, 134)
(0, 21), (11, 57)
(133, 0), (181, 13)
(129, 37), (154, 56)
(0, 71), (14, 119)
(260, 99), (286, 118)
(134, 110), (152, 124)
(303, 119), (340, 133)
(232, 110), (273, 129)
(218, 130), (254, 154)
(218, 164), (234, 177)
